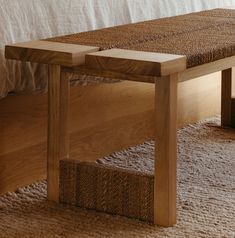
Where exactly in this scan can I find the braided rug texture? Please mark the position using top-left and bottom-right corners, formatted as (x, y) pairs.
(0, 118), (234, 238)
(48, 9), (235, 68)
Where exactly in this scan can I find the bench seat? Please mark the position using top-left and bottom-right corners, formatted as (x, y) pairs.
(48, 9), (235, 68)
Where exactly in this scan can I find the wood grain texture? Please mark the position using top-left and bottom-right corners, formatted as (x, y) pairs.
(47, 65), (70, 202)
(64, 65), (157, 83)
(154, 74), (178, 227)
(73, 54), (235, 83)
(5, 40), (99, 67)
(0, 75), (221, 195)
(180, 55), (235, 82)
(86, 49), (186, 77)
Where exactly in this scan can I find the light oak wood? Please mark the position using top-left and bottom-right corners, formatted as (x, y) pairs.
(154, 74), (178, 227)
(47, 65), (70, 202)
(64, 65), (158, 84)
(5, 40), (99, 67)
(74, 56), (235, 84)
(0, 76), (221, 195)
(180, 55), (235, 82)
(86, 49), (186, 77)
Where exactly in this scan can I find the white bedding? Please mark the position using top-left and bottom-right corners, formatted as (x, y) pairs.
(1, 0), (235, 98)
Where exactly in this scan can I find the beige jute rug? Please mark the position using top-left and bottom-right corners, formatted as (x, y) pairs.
(0, 118), (234, 238)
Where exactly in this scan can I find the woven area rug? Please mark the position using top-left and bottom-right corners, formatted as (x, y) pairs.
(0, 118), (234, 238)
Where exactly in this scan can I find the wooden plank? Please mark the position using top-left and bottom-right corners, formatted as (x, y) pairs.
(60, 70), (70, 159)
(5, 40), (99, 67)
(81, 51), (234, 84)
(154, 74), (178, 227)
(74, 55), (235, 84)
(86, 49), (186, 77)
(180, 55), (235, 82)
(47, 65), (70, 202)
(64, 65), (157, 84)
(221, 68), (233, 127)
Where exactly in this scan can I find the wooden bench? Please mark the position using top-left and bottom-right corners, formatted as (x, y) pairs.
(5, 8), (235, 227)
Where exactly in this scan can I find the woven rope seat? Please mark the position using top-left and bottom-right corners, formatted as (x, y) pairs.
(48, 9), (235, 68)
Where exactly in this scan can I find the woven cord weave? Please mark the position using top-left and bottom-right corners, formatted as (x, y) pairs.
(47, 9), (235, 68)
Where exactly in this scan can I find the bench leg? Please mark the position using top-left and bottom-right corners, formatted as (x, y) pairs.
(154, 74), (178, 227)
(47, 65), (70, 202)
(221, 68), (235, 128)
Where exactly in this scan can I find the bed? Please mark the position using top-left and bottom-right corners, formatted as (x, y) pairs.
(0, 0), (234, 195)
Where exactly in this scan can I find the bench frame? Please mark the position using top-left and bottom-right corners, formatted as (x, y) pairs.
(5, 40), (235, 227)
